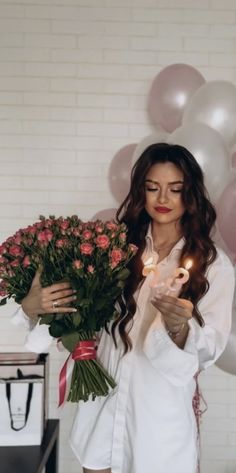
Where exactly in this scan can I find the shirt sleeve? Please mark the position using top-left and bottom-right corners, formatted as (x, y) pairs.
(143, 249), (235, 386)
(12, 306), (53, 353)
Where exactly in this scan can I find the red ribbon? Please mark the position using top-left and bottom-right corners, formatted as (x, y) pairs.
(72, 340), (97, 361)
(58, 339), (97, 407)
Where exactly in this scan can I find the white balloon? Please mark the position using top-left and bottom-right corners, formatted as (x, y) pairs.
(148, 63), (205, 133)
(132, 130), (169, 166)
(169, 123), (231, 202)
(183, 80), (236, 148)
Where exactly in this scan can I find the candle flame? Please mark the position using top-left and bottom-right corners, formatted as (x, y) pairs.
(185, 259), (193, 270)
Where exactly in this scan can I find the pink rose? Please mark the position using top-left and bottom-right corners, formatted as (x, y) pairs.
(0, 282), (7, 296)
(129, 243), (138, 254)
(95, 225), (103, 233)
(9, 246), (23, 257)
(106, 222), (118, 231)
(119, 232), (126, 242)
(80, 243), (94, 255)
(0, 280), (7, 296)
(87, 265), (95, 273)
(110, 248), (123, 268)
(14, 234), (22, 245)
(37, 229), (53, 244)
(73, 259), (83, 269)
(73, 228), (81, 237)
(22, 255), (31, 267)
(60, 220), (70, 230)
(82, 230), (92, 240)
(0, 245), (7, 254)
(56, 239), (68, 248)
(10, 259), (20, 267)
(96, 234), (110, 250)
(44, 219), (54, 228)
(27, 225), (37, 235)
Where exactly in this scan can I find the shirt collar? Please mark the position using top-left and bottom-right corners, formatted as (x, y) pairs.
(145, 223), (185, 260)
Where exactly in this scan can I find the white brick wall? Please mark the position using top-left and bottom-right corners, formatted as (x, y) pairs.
(0, 1), (236, 472)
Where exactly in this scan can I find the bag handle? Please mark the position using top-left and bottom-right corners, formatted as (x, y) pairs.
(5, 372), (34, 432)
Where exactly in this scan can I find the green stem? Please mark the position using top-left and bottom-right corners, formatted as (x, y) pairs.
(62, 329), (116, 403)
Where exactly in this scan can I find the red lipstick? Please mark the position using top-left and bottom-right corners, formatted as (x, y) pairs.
(154, 206), (172, 213)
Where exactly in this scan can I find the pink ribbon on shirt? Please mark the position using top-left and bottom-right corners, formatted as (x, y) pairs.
(58, 340), (97, 407)
(193, 372), (208, 473)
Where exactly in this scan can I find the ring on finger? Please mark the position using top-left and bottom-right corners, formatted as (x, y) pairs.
(52, 300), (59, 309)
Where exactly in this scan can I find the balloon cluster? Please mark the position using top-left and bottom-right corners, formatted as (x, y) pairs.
(95, 63), (236, 375)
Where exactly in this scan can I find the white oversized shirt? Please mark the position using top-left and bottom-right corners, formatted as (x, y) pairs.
(14, 234), (235, 473)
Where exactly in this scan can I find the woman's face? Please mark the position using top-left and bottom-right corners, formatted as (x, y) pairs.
(144, 162), (186, 226)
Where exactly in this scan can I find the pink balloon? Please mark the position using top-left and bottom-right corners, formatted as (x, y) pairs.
(108, 144), (137, 204)
(92, 208), (117, 221)
(214, 228), (235, 265)
(216, 331), (236, 375)
(132, 130), (169, 166)
(217, 177), (236, 254)
(216, 288), (236, 375)
(232, 151), (236, 169)
(148, 64), (205, 133)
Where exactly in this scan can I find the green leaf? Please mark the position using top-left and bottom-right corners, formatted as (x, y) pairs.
(117, 280), (125, 288)
(79, 298), (91, 308)
(71, 311), (81, 327)
(61, 332), (81, 352)
(94, 298), (107, 310)
(0, 297), (7, 306)
(116, 268), (130, 281)
(39, 314), (54, 325)
(49, 320), (65, 337)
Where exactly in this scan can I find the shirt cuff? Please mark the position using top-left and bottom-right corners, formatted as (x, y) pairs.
(143, 323), (199, 386)
(11, 306), (53, 353)
(11, 306), (37, 330)
(24, 323), (53, 353)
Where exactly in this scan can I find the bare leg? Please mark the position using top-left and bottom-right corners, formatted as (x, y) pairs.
(83, 469), (111, 473)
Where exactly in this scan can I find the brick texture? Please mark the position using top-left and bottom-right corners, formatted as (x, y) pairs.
(0, 1), (236, 472)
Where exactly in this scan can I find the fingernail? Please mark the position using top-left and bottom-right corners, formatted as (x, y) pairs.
(72, 308), (77, 312)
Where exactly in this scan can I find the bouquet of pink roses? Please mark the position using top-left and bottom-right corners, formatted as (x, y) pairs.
(0, 215), (137, 403)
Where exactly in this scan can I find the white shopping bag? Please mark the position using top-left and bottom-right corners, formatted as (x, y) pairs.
(0, 369), (44, 446)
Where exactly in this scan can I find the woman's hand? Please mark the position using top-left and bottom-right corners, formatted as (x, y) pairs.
(21, 271), (77, 320)
(151, 294), (193, 347)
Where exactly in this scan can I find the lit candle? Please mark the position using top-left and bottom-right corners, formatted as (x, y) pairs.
(167, 259), (193, 295)
(142, 256), (160, 287)
(142, 256), (157, 277)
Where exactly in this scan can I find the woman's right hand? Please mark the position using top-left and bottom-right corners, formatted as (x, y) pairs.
(21, 271), (77, 320)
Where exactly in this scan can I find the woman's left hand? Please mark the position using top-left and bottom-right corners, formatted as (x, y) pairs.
(151, 294), (193, 335)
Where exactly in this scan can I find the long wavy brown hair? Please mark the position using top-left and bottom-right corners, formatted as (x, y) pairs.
(111, 142), (217, 353)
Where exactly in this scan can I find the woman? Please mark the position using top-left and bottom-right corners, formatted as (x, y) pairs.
(19, 143), (234, 473)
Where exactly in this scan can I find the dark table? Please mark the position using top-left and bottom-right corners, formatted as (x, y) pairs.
(0, 419), (59, 473)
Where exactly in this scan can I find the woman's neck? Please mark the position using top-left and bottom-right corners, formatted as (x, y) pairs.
(151, 222), (182, 252)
